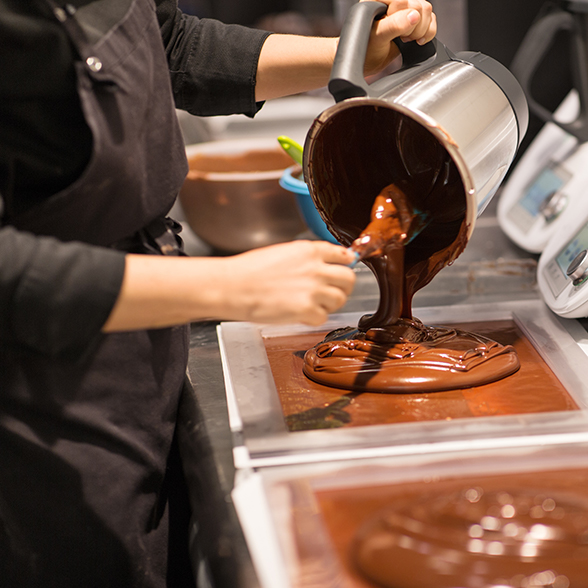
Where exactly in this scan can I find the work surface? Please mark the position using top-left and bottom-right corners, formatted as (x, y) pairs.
(178, 211), (546, 588)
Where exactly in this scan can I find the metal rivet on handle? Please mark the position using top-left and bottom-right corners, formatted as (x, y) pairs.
(86, 56), (103, 73)
(53, 6), (67, 21)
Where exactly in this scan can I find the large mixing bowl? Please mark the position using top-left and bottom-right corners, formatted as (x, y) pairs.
(178, 138), (307, 254)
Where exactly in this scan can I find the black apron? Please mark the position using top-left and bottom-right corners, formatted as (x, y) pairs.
(0, 1), (192, 586)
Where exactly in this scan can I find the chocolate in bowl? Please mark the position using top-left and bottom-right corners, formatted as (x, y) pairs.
(178, 138), (306, 253)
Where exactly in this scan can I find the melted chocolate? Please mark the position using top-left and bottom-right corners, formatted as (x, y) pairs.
(187, 148), (292, 175)
(304, 114), (519, 392)
(304, 319), (520, 393)
(307, 466), (588, 588)
(350, 185), (425, 259)
(352, 485), (588, 588)
(265, 321), (577, 431)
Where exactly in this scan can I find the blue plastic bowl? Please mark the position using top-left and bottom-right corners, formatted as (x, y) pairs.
(279, 166), (338, 244)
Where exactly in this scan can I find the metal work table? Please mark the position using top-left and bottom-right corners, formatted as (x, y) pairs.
(177, 207), (542, 588)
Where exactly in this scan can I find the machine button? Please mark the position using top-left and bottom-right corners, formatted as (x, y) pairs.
(567, 250), (588, 286)
(539, 190), (568, 223)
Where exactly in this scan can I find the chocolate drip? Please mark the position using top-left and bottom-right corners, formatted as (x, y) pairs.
(304, 117), (519, 393)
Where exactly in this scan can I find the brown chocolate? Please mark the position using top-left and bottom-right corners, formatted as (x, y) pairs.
(264, 321), (578, 432)
(187, 148), (292, 175)
(350, 185), (422, 259)
(304, 121), (519, 393)
(347, 478), (588, 588)
(303, 319), (520, 393)
(311, 468), (588, 588)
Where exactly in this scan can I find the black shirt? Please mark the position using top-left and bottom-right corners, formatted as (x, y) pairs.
(0, 0), (270, 357)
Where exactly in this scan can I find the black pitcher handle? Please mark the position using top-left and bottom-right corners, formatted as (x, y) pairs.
(510, 5), (588, 141)
(328, 1), (437, 102)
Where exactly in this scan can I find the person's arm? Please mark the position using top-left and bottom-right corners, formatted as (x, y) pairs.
(104, 0), (435, 335)
(255, 0), (436, 101)
(101, 0), (433, 335)
(156, 0), (270, 117)
(103, 240), (357, 332)
(0, 226), (126, 357)
(156, 0), (435, 113)
(0, 227), (355, 352)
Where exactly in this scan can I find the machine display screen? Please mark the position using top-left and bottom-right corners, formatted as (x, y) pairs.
(556, 221), (588, 275)
(520, 166), (567, 217)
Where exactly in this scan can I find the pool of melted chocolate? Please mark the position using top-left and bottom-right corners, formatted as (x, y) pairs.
(304, 119), (519, 393)
(303, 319), (520, 394)
(311, 468), (588, 588)
(264, 321), (576, 432)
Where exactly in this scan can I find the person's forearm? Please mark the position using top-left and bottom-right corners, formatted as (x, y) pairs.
(102, 255), (233, 332)
(255, 34), (338, 101)
(102, 242), (357, 333)
(254, 1), (437, 102)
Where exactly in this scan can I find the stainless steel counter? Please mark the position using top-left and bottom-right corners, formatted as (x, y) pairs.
(179, 324), (258, 588)
(178, 204), (543, 588)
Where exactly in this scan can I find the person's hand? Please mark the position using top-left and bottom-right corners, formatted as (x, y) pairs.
(361, 0), (437, 75)
(224, 240), (357, 326)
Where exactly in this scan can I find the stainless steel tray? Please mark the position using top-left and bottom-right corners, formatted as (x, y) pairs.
(232, 441), (588, 588)
(218, 300), (588, 468)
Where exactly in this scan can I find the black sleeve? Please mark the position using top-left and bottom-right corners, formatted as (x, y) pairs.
(0, 225), (126, 359)
(155, 0), (271, 117)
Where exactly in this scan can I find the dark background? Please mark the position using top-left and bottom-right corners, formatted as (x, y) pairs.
(177, 0), (334, 23)
(467, 0), (574, 158)
(178, 0), (575, 157)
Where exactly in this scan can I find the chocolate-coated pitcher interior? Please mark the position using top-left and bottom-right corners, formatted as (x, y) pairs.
(306, 103), (468, 295)
(306, 103), (470, 320)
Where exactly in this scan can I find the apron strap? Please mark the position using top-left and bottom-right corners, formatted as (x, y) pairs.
(41, 0), (118, 86)
(43, 0), (91, 51)
(111, 217), (186, 257)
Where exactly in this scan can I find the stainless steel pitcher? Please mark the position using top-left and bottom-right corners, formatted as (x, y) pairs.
(303, 1), (529, 247)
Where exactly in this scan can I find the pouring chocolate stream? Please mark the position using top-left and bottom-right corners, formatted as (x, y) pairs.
(350, 184), (430, 261)
(303, 168), (520, 393)
(296, 0), (528, 395)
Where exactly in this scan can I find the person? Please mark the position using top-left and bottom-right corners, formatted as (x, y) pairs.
(0, 0), (436, 586)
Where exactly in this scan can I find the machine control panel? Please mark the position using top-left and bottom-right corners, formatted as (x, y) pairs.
(539, 213), (588, 317)
(506, 163), (571, 233)
(498, 90), (582, 253)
